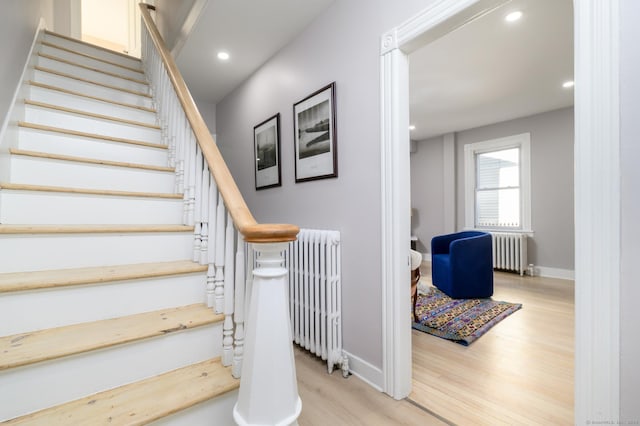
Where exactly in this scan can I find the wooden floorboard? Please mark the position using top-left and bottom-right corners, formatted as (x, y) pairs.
(295, 348), (447, 425)
(411, 265), (574, 425)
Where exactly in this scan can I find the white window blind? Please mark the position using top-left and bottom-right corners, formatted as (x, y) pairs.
(464, 133), (531, 232)
(475, 148), (520, 228)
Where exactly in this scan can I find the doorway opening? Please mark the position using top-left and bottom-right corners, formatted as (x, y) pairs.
(71, 0), (144, 57)
(380, 0), (622, 422)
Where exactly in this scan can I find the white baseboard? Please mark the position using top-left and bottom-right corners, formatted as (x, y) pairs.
(342, 351), (383, 392)
(422, 255), (574, 281)
(535, 266), (575, 280)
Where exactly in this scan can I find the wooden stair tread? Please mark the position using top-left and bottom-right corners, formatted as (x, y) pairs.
(0, 304), (222, 371)
(42, 30), (142, 65)
(34, 66), (151, 98)
(28, 80), (156, 113)
(0, 182), (182, 199)
(0, 224), (194, 235)
(18, 122), (166, 150)
(37, 52), (148, 85)
(3, 358), (238, 425)
(9, 148), (173, 172)
(0, 260), (207, 293)
(24, 100), (160, 130)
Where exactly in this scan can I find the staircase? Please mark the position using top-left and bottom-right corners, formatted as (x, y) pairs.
(0, 31), (239, 424)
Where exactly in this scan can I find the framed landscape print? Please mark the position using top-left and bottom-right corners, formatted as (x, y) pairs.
(293, 82), (337, 182)
(253, 113), (281, 190)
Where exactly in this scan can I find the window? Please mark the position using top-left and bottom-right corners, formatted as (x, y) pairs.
(464, 133), (531, 232)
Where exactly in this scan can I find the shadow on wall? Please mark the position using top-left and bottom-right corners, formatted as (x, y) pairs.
(410, 208), (429, 253)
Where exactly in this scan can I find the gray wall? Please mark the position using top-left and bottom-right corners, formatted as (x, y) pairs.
(195, 99), (216, 135)
(410, 136), (444, 253)
(0, 0), (54, 131)
(455, 107), (574, 270)
(216, 0), (440, 372)
(411, 108), (575, 271)
(620, 0), (640, 420)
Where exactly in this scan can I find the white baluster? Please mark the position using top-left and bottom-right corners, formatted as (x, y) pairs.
(175, 114), (185, 195)
(182, 123), (192, 225)
(222, 213), (235, 366)
(214, 196), (226, 314)
(193, 145), (203, 261)
(186, 130), (197, 226)
(232, 231), (245, 378)
(206, 183), (218, 308)
(200, 163), (210, 265)
(233, 242), (301, 426)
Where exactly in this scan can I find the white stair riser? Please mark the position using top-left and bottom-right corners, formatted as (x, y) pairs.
(18, 127), (169, 167)
(27, 85), (157, 125)
(0, 325), (221, 422)
(43, 34), (143, 70)
(0, 232), (194, 273)
(40, 44), (146, 81)
(154, 390), (239, 426)
(32, 69), (153, 109)
(0, 273), (207, 335)
(10, 156), (175, 193)
(0, 191), (184, 225)
(24, 104), (162, 143)
(36, 55), (149, 94)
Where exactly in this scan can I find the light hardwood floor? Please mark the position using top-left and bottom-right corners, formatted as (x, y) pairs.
(411, 264), (574, 425)
(296, 348), (447, 425)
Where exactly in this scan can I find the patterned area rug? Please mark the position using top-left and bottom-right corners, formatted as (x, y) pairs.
(413, 286), (522, 345)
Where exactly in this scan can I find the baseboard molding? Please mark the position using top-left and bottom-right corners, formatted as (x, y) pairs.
(342, 351), (383, 392)
(535, 266), (575, 280)
(421, 255), (573, 281)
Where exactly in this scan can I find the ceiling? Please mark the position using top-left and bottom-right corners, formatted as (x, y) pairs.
(409, 0), (574, 141)
(175, 0), (336, 104)
(174, 0), (573, 138)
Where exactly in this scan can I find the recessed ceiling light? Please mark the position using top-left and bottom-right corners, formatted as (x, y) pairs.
(409, 125), (416, 131)
(562, 80), (575, 89)
(505, 11), (523, 22)
(217, 51), (230, 61)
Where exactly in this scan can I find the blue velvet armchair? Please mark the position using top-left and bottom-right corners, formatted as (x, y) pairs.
(431, 231), (493, 299)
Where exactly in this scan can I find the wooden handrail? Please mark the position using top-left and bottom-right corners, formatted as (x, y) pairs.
(139, 4), (298, 243)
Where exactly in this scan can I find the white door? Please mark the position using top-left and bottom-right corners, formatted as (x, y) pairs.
(80, 0), (142, 57)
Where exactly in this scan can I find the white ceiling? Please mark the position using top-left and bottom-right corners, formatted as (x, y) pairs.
(174, 0), (573, 138)
(175, 0), (336, 104)
(409, 0), (574, 141)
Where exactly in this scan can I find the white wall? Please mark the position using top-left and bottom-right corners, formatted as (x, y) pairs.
(215, 0), (440, 380)
(153, 0), (196, 51)
(0, 0), (54, 130)
(620, 0), (640, 420)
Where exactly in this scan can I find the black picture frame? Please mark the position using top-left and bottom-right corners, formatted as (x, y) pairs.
(253, 113), (282, 190)
(293, 82), (337, 182)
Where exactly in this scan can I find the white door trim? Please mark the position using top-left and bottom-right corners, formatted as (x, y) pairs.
(380, 2), (621, 422)
(379, 0), (509, 400)
(573, 1), (620, 422)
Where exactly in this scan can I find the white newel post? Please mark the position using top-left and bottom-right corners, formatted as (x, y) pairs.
(233, 242), (301, 426)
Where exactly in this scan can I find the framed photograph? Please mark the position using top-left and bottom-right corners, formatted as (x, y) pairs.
(253, 113), (281, 190)
(293, 82), (337, 182)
